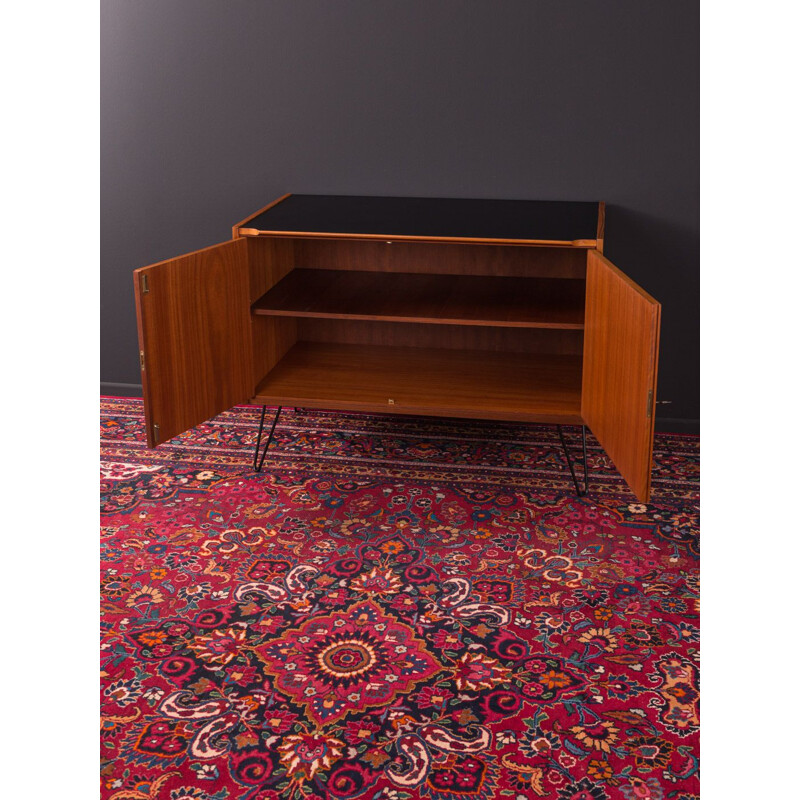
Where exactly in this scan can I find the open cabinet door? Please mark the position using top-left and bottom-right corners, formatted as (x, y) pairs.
(134, 239), (253, 447)
(582, 251), (661, 502)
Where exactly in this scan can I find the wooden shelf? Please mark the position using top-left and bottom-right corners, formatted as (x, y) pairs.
(252, 269), (585, 329)
(251, 342), (583, 423)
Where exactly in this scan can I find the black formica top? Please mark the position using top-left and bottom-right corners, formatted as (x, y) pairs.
(242, 195), (600, 242)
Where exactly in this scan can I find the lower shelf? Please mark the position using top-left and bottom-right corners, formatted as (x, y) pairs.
(251, 342), (583, 424)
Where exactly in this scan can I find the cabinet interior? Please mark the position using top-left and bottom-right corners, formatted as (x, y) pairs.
(245, 236), (588, 423)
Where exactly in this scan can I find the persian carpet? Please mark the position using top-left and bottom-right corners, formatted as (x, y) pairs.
(100, 398), (699, 800)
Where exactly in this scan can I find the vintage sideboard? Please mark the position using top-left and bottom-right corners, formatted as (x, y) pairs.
(134, 194), (660, 501)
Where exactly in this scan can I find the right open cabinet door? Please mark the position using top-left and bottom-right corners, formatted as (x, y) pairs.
(582, 251), (661, 502)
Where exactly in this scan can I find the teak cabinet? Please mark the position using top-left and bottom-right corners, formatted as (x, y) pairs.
(134, 194), (661, 502)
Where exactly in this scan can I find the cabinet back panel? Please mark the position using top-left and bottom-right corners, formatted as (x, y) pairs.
(247, 238), (300, 387)
(292, 239), (586, 279)
(298, 318), (583, 355)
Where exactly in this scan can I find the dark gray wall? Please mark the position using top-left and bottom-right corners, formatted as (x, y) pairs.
(101, 0), (698, 430)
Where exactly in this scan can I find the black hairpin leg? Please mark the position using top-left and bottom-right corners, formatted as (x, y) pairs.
(557, 424), (589, 496)
(253, 405), (282, 472)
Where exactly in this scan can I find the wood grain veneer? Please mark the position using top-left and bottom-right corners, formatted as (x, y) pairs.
(581, 251), (661, 502)
(293, 239), (587, 279)
(134, 239), (252, 446)
(252, 342), (583, 424)
(246, 236), (296, 303)
(252, 269), (586, 329)
(298, 319), (584, 356)
(251, 317), (297, 392)
(246, 237), (299, 385)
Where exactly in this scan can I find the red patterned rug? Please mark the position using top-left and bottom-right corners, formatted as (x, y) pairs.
(100, 399), (699, 800)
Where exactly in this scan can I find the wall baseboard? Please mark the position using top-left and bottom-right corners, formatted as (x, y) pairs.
(99, 383), (699, 435)
(654, 417), (699, 435)
(101, 382), (143, 398)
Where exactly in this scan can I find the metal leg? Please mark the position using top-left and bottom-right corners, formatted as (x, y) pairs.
(557, 424), (589, 496)
(253, 406), (282, 472)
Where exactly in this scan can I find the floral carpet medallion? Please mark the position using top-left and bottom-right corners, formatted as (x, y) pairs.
(256, 597), (442, 726)
(100, 400), (700, 800)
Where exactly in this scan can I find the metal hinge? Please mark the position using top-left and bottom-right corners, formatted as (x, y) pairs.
(141, 273), (150, 294)
(646, 390), (653, 419)
(139, 350), (145, 370)
(153, 423), (160, 443)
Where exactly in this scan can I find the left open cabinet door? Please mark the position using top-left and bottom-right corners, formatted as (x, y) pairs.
(134, 239), (253, 447)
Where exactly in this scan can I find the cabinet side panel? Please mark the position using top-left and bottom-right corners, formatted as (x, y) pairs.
(252, 317), (298, 391)
(135, 238), (252, 445)
(247, 237), (296, 303)
(247, 237), (298, 387)
(582, 251), (661, 502)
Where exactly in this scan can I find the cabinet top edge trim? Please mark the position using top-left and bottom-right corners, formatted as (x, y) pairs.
(237, 229), (597, 248)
